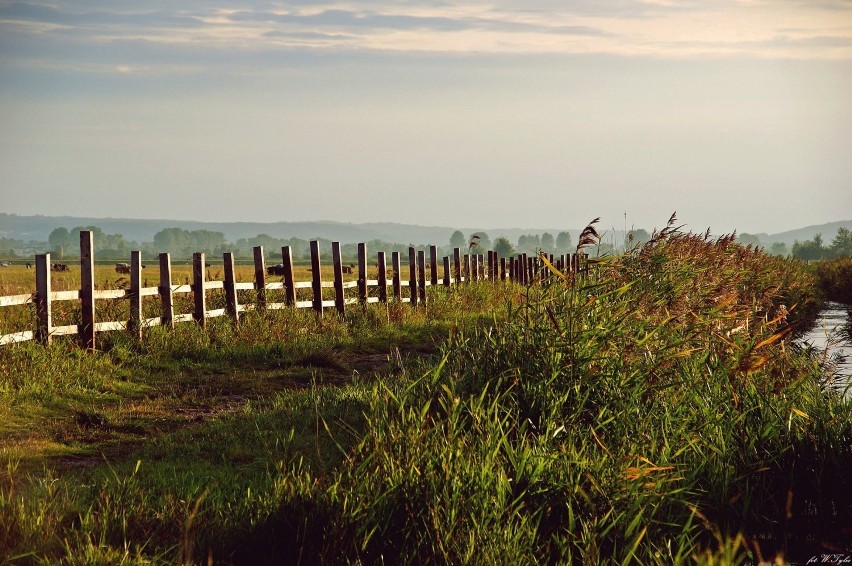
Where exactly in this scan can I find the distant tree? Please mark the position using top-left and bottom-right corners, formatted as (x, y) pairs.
(540, 232), (555, 253)
(493, 237), (514, 257)
(517, 234), (541, 253)
(469, 232), (491, 252)
(48, 227), (71, 258)
(738, 233), (761, 247)
(770, 242), (788, 257)
(450, 231), (466, 249)
(627, 229), (650, 246)
(556, 231), (572, 251)
(830, 227), (852, 257)
(792, 234), (827, 261)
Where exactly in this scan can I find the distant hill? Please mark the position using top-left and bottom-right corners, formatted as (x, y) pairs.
(2, 213), (849, 249)
(750, 220), (852, 247)
(0, 213), (577, 247)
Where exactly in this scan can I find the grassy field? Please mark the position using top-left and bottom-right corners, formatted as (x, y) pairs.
(1, 231), (850, 564)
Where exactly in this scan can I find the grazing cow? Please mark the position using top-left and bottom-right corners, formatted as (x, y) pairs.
(267, 264), (286, 276)
(115, 263), (131, 274)
(51, 263), (68, 272)
(26, 263), (32, 269)
(341, 265), (353, 274)
(0, 261), (10, 267)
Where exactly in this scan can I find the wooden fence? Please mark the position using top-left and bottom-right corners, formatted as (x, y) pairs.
(0, 231), (587, 349)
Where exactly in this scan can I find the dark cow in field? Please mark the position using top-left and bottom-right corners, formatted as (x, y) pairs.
(115, 263), (145, 274)
(341, 265), (353, 274)
(51, 263), (69, 272)
(267, 264), (286, 276)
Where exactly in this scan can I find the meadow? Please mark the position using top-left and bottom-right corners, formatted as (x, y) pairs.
(1, 229), (850, 564)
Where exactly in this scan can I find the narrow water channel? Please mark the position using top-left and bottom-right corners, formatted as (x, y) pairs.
(796, 301), (852, 396)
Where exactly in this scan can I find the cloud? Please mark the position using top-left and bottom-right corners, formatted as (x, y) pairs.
(1, 0), (850, 73)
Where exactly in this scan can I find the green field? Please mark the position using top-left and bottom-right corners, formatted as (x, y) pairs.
(1, 230), (850, 564)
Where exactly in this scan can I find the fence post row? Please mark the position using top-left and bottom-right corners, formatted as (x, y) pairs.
(4, 235), (598, 349)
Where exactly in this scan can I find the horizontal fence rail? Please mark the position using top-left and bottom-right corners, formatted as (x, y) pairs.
(0, 231), (588, 349)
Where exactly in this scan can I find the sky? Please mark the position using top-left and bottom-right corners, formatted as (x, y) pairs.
(1, 0), (851, 236)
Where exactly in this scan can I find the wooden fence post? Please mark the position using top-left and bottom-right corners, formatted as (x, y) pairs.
(129, 250), (143, 339)
(500, 257), (506, 281)
(80, 230), (95, 350)
(392, 251), (402, 302)
(417, 250), (427, 304)
(253, 246), (267, 311)
(193, 252), (206, 328)
(377, 251), (388, 303)
(332, 242), (346, 318)
(358, 243), (368, 307)
(35, 253), (52, 345)
(408, 247), (418, 308)
(443, 256), (451, 287)
(464, 254), (471, 284)
(159, 253), (174, 330)
(487, 251), (494, 281)
(310, 240), (323, 316)
(453, 247), (461, 285)
(224, 252), (239, 323)
(282, 246), (296, 306)
(471, 254), (479, 282)
(429, 245), (438, 286)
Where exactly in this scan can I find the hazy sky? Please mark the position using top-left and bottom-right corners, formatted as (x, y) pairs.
(1, 1), (851, 235)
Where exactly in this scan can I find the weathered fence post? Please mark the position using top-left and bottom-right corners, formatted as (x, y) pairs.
(332, 242), (346, 318)
(282, 246), (296, 307)
(358, 243), (368, 307)
(443, 256), (451, 287)
(80, 230), (95, 350)
(377, 251), (388, 303)
(35, 253), (52, 345)
(417, 250), (427, 304)
(129, 250), (143, 339)
(253, 246), (267, 311)
(408, 247), (418, 308)
(429, 245), (438, 286)
(464, 254), (471, 285)
(471, 254), (479, 282)
(193, 252), (206, 328)
(310, 240), (323, 316)
(223, 252), (239, 324)
(453, 247), (461, 285)
(392, 251), (402, 302)
(500, 257), (507, 281)
(158, 253), (174, 329)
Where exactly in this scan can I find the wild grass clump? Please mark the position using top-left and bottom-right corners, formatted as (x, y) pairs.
(815, 257), (852, 303)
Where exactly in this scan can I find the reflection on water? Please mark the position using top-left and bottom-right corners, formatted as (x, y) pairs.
(797, 302), (852, 396)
